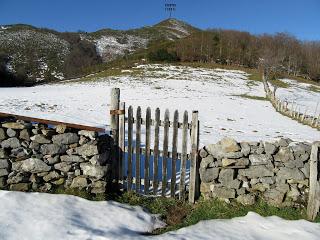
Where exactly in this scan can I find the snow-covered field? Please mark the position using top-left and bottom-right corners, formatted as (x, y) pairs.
(0, 64), (319, 147)
(0, 190), (319, 240)
(276, 78), (320, 117)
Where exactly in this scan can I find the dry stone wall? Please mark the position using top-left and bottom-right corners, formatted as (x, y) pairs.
(0, 117), (113, 194)
(200, 137), (312, 207)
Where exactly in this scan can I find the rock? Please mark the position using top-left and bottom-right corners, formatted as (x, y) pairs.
(0, 128), (6, 141)
(60, 155), (85, 163)
(277, 168), (305, 181)
(263, 189), (285, 206)
(0, 149), (8, 159)
(54, 162), (72, 172)
(29, 141), (40, 150)
(264, 142), (277, 155)
(19, 158), (51, 173)
(252, 183), (270, 192)
(200, 182), (212, 193)
(278, 138), (292, 147)
(40, 144), (67, 155)
(10, 147), (30, 159)
(80, 163), (108, 179)
(240, 142), (250, 156)
(260, 177), (275, 185)
(287, 186), (300, 201)
(6, 128), (16, 137)
(219, 138), (241, 152)
(55, 124), (67, 134)
(276, 183), (290, 194)
(91, 181), (107, 194)
(76, 144), (99, 157)
(78, 130), (97, 140)
(274, 147), (294, 162)
(0, 177), (6, 188)
(1, 137), (20, 149)
(30, 134), (51, 144)
(43, 171), (60, 182)
(46, 156), (60, 165)
(39, 183), (52, 192)
(2, 122), (30, 130)
(237, 188), (246, 195)
(249, 154), (272, 165)
(70, 176), (88, 189)
(52, 133), (79, 145)
(10, 183), (30, 191)
(235, 158), (249, 167)
(0, 168), (9, 177)
(200, 167), (220, 183)
(211, 186), (236, 199)
(11, 162), (22, 171)
(200, 155), (215, 169)
(222, 158), (237, 167)
(19, 129), (30, 141)
(284, 160), (304, 168)
(52, 178), (65, 185)
(7, 172), (30, 184)
(0, 159), (9, 169)
(41, 129), (55, 137)
(300, 163), (310, 178)
(224, 151), (243, 159)
(239, 166), (274, 178)
(219, 169), (234, 183)
(199, 148), (208, 158)
(236, 194), (256, 205)
(79, 136), (89, 145)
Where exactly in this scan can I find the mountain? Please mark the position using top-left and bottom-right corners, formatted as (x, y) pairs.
(0, 19), (199, 86)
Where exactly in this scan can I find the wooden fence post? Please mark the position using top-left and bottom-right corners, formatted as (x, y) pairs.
(110, 88), (120, 183)
(118, 102), (125, 182)
(307, 142), (320, 221)
(189, 111), (200, 203)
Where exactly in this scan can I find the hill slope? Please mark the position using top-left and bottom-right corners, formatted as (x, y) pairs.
(0, 19), (198, 86)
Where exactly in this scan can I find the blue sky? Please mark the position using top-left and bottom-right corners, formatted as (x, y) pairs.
(1, 0), (319, 40)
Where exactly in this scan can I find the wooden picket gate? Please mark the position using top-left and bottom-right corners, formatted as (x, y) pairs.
(110, 88), (200, 203)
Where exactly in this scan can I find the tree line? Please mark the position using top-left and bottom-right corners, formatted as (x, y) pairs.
(148, 30), (320, 82)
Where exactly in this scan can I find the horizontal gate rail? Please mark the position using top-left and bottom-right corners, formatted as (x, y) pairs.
(125, 117), (192, 129)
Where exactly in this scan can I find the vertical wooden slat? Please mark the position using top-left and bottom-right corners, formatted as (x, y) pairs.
(145, 107), (151, 194)
(179, 111), (188, 201)
(118, 102), (125, 182)
(170, 110), (179, 197)
(189, 111), (199, 203)
(162, 109), (170, 196)
(110, 88), (120, 182)
(153, 108), (160, 195)
(127, 106), (133, 190)
(135, 106), (141, 193)
(307, 142), (320, 221)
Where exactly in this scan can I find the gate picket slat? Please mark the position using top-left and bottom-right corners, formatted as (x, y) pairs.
(135, 106), (141, 193)
(189, 111), (199, 203)
(162, 109), (170, 196)
(118, 102), (125, 182)
(170, 110), (179, 197)
(145, 107), (151, 194)
(153, 108), (160, 195)
(127, 106), (133, 190)
(179, 111), (188, 201)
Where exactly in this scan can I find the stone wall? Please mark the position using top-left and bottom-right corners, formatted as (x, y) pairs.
(200, 137), (312, 207)
(0, 117), (113, 194)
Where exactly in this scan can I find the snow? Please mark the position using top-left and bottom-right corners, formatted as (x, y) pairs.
(276, 78), (320, 117)
(0, 190), (320, 240)
(0, 64), (318, 148)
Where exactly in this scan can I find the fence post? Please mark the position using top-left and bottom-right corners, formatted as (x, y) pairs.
(307, 142), (320, 221)
(189, 111), (200, 203)
(110, 88), (120, 183)
(118, 102), (125, 182)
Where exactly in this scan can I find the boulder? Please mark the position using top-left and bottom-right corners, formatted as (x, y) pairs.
(2, 122), (31, 130)
(80, 163), (108, 180)
(91, 181), (107, 194)
(0, 169), (9, 177)
(7, 172), (30, 184)
(277, 167), (305, 181)
(30, 134), (51, 144)
(277, 138), (292, 147)
(240, 142), (250, 156)
(236, 194), (256, 205)
(249, 154), (272, 165)
(6, 128), (16, 137)
(199, 148), (209, 158)
(60, 155), (85, 163)
(9, 183), (30, 191)
(0, 128), (6, 141)
(0, 149), (8, 159)
(200, 167), (220, 183)
(206, 138), (241, 159)
(264, 142), (277, 155)
(19, 158), (51, 173)
(274, 147), (294, 162)
(55, 124), (67, 134)
(200, 155), (215, 169)
(211, 186), (236, 199)
(1, 137), (20, 149)
(52, 178), (65, 185)
(222, 158), (237, 167)
(76, 144), (99, 157)
(19, 129), (30, 141)
(43, 171), (60, 182)
(239, 166), (274, 178)
(0, 159), (9, 169)
(40, 144), (67, 155)
(78, 130), (97, 140)
(52, 133), (79, 145)
(54, 162), (72, 172)
(263, 189), (285, 206)
(70, 176), (88, 189)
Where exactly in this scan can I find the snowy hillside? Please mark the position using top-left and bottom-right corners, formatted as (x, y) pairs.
(0, 190), (319, 240)
(0, 64), (318, 147)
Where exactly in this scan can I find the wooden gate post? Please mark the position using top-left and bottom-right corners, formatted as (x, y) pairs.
(110, 88), (120, 182)
(189, 111), (200, 203)
(307, 141), (320, 221)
